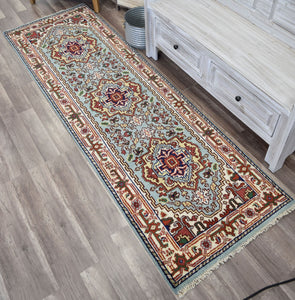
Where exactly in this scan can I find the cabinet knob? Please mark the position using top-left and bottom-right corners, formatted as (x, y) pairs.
(235, 96), (241, 102)
(173, 44), (179, 50)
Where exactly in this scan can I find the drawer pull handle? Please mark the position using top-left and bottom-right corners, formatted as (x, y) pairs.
(235, 96), (242, 102)
(173, 44), (179, 50)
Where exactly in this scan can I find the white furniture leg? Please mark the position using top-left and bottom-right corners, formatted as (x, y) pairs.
(265, 108), (295, 172)
(144, 0), (158, 60)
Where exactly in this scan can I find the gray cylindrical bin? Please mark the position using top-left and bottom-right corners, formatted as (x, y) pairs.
(124, 6), (145, 49)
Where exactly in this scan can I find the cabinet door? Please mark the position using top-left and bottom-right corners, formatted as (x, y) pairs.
(208, 61), (280, 139)
(155, 19), (205, 81)
(255, 0), (273, 17)
(272, 0), (295, 35)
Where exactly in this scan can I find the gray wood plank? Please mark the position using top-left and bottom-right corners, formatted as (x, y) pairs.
(111, 226), (177, 300)
(0, 182), (58, 300)
(25, 80), (78, 154)
(2, 109), (45, 170)
(20, 108), (61, 162)
(80, 264), (121, 300)
(12, 167), (97, 286)
(0, 117), (27, 183)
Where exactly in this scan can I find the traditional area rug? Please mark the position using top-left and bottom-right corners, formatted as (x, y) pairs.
(5, 5), (295, 296)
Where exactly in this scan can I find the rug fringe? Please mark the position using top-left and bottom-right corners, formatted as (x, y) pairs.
(177, 202), (295, 297)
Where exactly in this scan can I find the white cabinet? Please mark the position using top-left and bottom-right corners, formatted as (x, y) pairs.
(145, 0), (295, 172)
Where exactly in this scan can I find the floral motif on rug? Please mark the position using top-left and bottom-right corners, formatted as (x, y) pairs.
(5, 5), (295, 296)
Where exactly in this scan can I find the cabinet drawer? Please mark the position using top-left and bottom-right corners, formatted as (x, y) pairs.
(208, 62), (280, 137)
(155, 19), (204, 79)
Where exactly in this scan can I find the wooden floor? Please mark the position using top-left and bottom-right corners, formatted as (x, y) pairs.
(0, 0), (295, 299)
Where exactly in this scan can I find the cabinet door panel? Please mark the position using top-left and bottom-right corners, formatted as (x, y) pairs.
(255, 0), (273, 17)
(155, 19), (204, 80)
(208, 62), (280, 138)
(273, 0), (295, 35)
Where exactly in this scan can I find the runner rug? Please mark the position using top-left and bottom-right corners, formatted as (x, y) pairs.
(5, 5), (295, 296)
